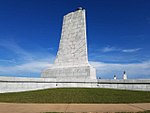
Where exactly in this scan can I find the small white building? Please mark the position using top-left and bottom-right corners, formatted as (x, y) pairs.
(114, 75), (117, 80)
(123, 71), (127, 80)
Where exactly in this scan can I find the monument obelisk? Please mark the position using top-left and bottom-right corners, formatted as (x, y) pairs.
(41, 8), (96, 80)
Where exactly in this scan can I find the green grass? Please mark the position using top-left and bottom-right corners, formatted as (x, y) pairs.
(0, 88), (150, 103)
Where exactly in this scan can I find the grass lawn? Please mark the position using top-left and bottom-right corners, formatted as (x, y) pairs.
(0, 88), (150, 103)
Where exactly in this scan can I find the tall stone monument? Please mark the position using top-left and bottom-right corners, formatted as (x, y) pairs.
(41, 8), (96, 80)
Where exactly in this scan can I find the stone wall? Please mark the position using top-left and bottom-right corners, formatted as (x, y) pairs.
(0, 76), (150, 93)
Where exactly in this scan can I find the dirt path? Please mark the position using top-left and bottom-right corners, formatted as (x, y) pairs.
(0, 103), (149, 113)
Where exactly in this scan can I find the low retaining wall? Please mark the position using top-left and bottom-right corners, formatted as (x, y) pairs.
(0, 76), (150, 93)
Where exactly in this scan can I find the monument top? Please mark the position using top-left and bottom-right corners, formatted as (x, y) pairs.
(77, 7), (84, 10)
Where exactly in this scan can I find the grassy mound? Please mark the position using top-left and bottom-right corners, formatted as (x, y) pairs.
(0, 88), (150, 103)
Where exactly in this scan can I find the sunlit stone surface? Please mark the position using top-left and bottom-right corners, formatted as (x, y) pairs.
(41, 8), (96, 80)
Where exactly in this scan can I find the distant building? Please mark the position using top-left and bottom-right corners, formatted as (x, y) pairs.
(114, 75), (117, 80)
(123, 71), (127, 80)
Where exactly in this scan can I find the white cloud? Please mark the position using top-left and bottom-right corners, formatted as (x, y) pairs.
(0, 40), (148, 79)
(90, 60), (150, 79)
(101, 46), (120, 52)
(0, 39), (55, 77)
(0, 59), (16, 63)
(0, 59), (52, 77)
(1, 60), (150, 79)
(0, 39), (34, 61)
(101, 46), (141, 53)
(122, 48), (142, 53)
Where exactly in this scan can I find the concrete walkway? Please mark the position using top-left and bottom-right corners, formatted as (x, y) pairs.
(0, 103), (149, 113)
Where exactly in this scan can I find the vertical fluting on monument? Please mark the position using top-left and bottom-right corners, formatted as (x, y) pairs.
(54, 8), (88, 66)
(41, 8), (96, 80)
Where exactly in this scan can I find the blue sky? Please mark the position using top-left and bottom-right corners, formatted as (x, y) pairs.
(0, 0), (150, 79)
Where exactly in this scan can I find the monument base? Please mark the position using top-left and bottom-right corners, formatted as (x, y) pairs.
(41, 65), (96, 80)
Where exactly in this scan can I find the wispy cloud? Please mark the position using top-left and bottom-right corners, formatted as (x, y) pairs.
(101, 46), (120, 52)
(0, 39), (55, 77)
(0, 59), (16, 63)
(90, 60), (150, 79)
(0, 60), (52, 77)
(122, 48), (142, 53)
(0, 40), (148, 79)
(47, 47), (54, 51)
(101, 46), (142, 53)
(0, 39), (34, 61)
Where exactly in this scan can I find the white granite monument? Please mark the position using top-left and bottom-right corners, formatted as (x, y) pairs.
(41, 8), (96, 80)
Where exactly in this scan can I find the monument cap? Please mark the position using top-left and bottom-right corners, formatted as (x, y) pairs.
(77, 7), (83, 10)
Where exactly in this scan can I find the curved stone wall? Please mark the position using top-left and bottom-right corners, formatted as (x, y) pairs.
(0, 76), (150, 93)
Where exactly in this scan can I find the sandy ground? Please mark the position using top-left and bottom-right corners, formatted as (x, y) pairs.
(0, 103), (149, 113)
